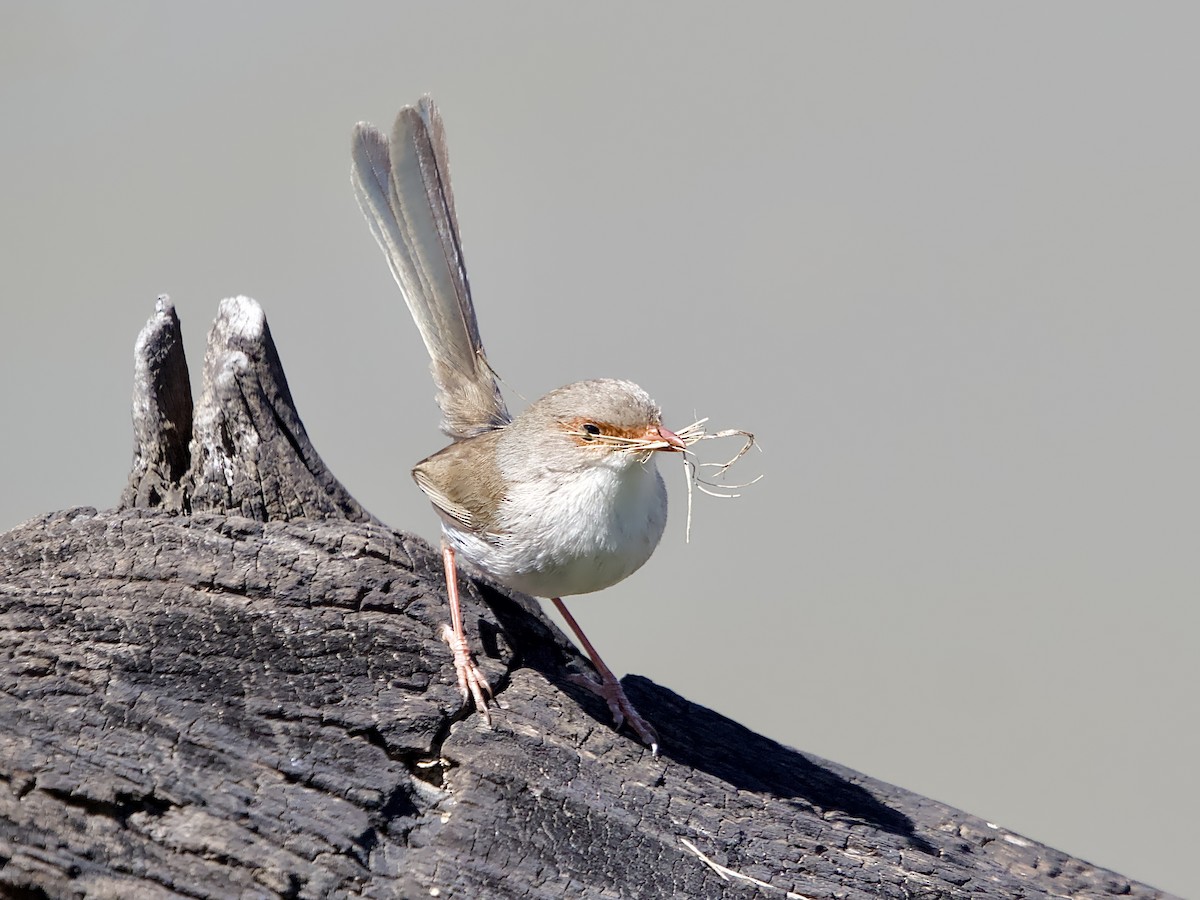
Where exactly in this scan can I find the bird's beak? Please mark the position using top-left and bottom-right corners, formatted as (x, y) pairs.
(654, 425), (687, 452)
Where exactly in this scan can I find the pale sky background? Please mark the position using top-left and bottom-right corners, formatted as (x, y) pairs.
(2, 4), (1196, 896)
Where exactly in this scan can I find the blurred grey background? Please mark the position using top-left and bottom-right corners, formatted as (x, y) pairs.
(2, 4), (1196, 895)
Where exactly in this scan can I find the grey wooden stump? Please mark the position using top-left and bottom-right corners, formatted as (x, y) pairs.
(0, 297), (1173, 899)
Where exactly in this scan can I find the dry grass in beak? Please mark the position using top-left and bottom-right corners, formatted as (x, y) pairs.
(671, 418), (762, 542)
(565, 429), (682, 461)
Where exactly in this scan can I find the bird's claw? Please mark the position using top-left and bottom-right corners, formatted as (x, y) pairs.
(441, 624), (493, 725)
(567, 672), (659, 755)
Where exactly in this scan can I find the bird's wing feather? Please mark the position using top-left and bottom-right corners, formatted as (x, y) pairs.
(412, 468), (479, 530)
(351, 96), (510, 438)
(410, 431), (509, 535)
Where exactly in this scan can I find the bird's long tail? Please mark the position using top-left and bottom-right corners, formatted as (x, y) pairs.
(351, 97), (509, 439)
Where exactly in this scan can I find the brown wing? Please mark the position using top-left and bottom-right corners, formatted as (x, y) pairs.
(411, 431), (509, 535)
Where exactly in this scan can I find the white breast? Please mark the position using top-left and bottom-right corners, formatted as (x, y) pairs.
(444, 458), (668, 598)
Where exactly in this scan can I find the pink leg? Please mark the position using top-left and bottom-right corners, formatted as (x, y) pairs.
(551, 597), (658, 755)
(440, 542), (493, 724)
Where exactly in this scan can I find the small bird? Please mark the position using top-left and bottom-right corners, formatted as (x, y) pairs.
(351, 97), (683, 753)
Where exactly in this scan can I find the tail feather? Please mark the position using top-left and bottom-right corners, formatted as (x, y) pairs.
(351, 97), (509, 439)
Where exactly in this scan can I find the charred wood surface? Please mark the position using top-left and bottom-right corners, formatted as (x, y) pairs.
(0, 297), (1172, 899)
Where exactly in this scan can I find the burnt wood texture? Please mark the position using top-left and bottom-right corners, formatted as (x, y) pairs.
(0, 297), (1173, 899)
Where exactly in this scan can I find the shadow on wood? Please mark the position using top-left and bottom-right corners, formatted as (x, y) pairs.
(0, 297), (1172, 898)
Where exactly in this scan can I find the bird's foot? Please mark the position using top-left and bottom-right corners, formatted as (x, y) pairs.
(441, 624), (494, 725)
(568, 671), (659, 755)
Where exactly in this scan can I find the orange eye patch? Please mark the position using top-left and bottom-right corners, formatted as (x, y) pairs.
(560, 417), (662, 446)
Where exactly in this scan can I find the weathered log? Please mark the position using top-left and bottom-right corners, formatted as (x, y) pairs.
(121, 296), (193, 514)
(0, 297), (1173, 899)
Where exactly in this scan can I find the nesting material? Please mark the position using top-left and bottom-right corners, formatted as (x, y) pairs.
(674, 418), (761, 542)
(565, 416), (760, 542)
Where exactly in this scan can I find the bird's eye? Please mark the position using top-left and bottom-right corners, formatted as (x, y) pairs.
(582, 423), (601, 440)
